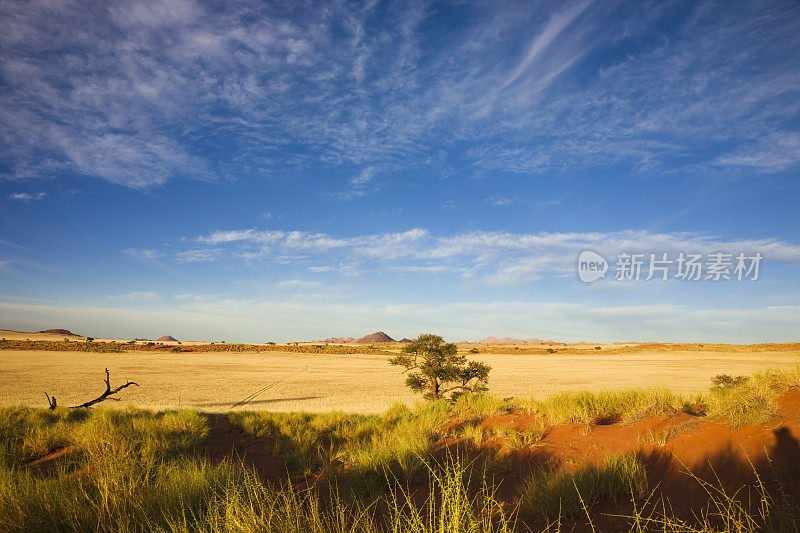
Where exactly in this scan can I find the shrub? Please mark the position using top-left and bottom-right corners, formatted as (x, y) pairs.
(711, 374), (750, 390)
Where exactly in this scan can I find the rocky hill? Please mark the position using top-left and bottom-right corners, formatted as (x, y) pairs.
(356, 331), (395, 343)
(37, 329), (81, 336)
(319, 332), (396, 343)
(320, 336), (357, 343)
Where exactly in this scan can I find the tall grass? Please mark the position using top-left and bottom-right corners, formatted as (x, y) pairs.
(0, 405), (515, 532)
(519, 454), (648, 519)
(707, 365), (800, 427)
(1, 363), (799, 531)
(524, 388), (686, 427)
(229, 401), (453, 486)
(0, 406), (210, 532)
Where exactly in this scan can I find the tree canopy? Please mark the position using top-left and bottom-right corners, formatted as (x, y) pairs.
(389, 333), (490, 400)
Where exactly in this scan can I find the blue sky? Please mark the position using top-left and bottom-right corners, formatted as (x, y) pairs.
(1, 0), (799, 342)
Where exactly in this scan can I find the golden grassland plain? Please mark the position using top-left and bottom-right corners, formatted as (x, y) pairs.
(1, 339), (798, 413)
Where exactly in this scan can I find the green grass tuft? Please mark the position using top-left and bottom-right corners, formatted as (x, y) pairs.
(519, 454), (648, 519)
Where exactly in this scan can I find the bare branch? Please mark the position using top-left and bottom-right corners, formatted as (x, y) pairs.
(44, 392), (57, 410)
(70, 368), (138, 408)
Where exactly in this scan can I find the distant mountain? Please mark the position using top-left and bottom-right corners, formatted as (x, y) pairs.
(320, 336), (357, 343)
(477, 336), (545, 344)
(156, 335), (178, 342)
(355, 331), (395, 343)
(318, 331), (396, 343)
(398, 338), (412, 343)
(37, 328), (81, 337)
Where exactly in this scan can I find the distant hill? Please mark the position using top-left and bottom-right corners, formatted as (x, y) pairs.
(156, 335), (178, 342)
(37, 329), (81, 337)
(320, 336), (357, 343)
(477, 336), (546, 344)
(319, 332), (396, 343)
(356, 331), (395, 343)
(398, 338), (412, 343)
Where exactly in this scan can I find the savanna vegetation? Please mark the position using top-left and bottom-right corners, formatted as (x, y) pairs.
(0, 339), (396, 355)
(1, 363), (799, 531)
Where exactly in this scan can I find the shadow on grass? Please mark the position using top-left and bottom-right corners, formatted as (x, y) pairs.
(196, 396), (322, 408)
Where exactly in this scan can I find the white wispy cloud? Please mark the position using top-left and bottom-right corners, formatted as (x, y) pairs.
(123, 248), (177, 274)
(179, 227), (800, 285)
(196, 228), (428, 259)
(484, 194), (520, 207)
(124, 248), (163, 262)
(1, 0), (797, 190)
(714, 133), (800, 173)
(276, 279), (323, 289)
(175, 249), (223, 263)
(8, 192), (46, 201)
(106, 290), (162, 302)
(499, 0), (594, 90)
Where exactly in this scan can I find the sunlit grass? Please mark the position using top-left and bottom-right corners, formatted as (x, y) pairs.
(519, 454), (648, 519)
(0, 363), (799, 531)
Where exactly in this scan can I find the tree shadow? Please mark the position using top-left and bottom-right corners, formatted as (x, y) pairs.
(630, 423), (800, 529)
(196, 395), (321, 408)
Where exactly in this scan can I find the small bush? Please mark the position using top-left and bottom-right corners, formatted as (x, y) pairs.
(711, 374), (750, 390)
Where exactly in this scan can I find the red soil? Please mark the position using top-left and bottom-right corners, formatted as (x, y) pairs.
(472, 390), (800, 530)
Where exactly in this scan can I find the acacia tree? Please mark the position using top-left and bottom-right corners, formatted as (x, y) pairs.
(390, 333), (490, 400)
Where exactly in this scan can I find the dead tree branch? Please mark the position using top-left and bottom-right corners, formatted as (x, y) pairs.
(45, 392), (57, 410)
(72, 368), (138, 408)
(44, 368), (138, 409)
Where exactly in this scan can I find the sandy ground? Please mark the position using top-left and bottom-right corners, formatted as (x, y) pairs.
(1, 347), (798, 413)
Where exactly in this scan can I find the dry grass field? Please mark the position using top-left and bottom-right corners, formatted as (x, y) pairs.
(3, 336), (800, 531)
(1, 343), (797, 413)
